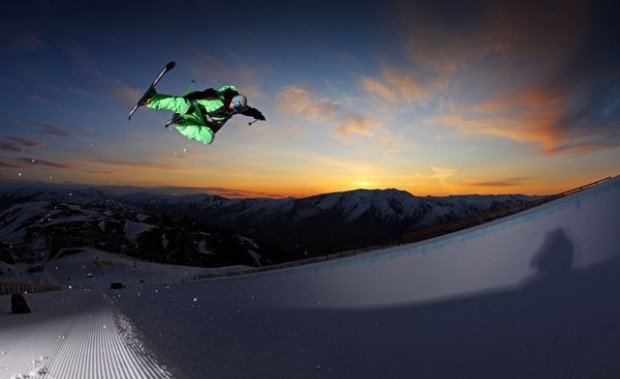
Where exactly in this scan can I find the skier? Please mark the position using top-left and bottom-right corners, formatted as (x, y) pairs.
(144, 85), (265, 146)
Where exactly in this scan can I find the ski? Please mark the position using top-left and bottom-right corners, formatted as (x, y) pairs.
(128, 61), (176, 121)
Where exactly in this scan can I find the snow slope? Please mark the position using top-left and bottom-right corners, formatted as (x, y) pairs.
(1, 176), (619, 378)
(0, 200), (286, 268)
(111, 176), (620, 377)
(0, 252), (250, 379)
(1, 249), (252, 290)
(0, 290), (171, 379)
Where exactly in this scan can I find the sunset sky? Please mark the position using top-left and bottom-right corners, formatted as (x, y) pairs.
(0, 0), (618, 198)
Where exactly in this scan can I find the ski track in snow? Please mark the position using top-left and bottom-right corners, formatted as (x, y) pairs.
(0, 290), (170, 379)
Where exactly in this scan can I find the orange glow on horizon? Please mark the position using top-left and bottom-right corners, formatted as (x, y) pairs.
(85, 179), (600, 199)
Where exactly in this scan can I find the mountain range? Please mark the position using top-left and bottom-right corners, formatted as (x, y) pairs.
(119, 189), (538, 255)
(0, 184), (539, 263)
(0, 196), (296, 267)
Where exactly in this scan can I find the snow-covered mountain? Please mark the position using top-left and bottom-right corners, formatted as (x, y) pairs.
(118, 188), (539, 254)
(0, 198), (296, 267)
(0, 185), (539, 256)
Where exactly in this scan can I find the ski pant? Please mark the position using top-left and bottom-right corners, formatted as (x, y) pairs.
(147, 94), (215, 146)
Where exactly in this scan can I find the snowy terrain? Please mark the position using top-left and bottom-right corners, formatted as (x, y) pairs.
(0, 185), (538, 255)
(1, 251), (249, 379)
(0, 199), (295, 268)
(1, 176), (619, 378)
(120, 188), (538, 254)
(0, 290), (171, 379)
(1, 250), (251, 289)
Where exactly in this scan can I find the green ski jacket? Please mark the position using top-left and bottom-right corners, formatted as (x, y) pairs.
(147, 85), (240, 146)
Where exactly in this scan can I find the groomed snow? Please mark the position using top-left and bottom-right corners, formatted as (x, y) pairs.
(1, 176), (619, 378)
(111, 176), (620, 377)
(0, 290), (171, 379)
(1, 252), (252, 378)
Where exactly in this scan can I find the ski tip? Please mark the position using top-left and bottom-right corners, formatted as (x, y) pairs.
(166, 61), (176, 70)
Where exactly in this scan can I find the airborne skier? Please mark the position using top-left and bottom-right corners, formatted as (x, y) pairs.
(144, 85), (266, 146)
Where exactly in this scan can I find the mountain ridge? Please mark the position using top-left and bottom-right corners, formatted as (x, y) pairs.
(0, 184), (541, 258)
(0, 198), (297, 267)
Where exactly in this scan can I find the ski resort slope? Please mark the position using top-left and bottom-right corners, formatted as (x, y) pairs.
(0, 290), (171, 379)
(111, 175), (620, 378)
(1, 175), (619, 378)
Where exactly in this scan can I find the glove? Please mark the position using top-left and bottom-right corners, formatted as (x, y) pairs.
(242, 107), (266, 121)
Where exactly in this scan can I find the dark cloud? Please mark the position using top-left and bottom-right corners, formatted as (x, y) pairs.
(0, 23), (46, 53)
(0, 161), (24, 168)
(7, 137), (45, 147)
(59, 40), (141, 104)
(0, 139), (22, 152)
(87, 158), (183, 171)
(394, 0), (620, 155)
(22, 118), (76, 137)
(469, 178), (530, 187)
(17, 157), (75, 169)
(543, 138), (620, 156)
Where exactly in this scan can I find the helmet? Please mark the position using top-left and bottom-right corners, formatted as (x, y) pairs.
(232, 94), (247, 112)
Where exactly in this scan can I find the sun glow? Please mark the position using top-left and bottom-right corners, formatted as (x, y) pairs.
(354, 181), (377, 189)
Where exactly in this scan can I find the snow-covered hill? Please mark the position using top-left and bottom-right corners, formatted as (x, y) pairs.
(109, 175), (620, 378)
(0, 199), (296, 267)
(120, 188), (538, 254)
(0, 185), (538, 256)
(0, 177), (617, 378)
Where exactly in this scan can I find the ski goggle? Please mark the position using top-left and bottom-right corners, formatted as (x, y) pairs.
(232, 95), (247, 112)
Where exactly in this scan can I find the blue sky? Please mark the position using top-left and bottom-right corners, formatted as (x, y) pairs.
(1, 0), (619, 197)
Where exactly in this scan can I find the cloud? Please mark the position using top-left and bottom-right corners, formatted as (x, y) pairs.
(277, 86), (404, 153)
(14, 34), (46, 53)
(0, 136), (46, 152)
(334, 114), (380, 139)
(277, 86), (341, 123)
(17, 157), (75, 169)
(22, 119), (76, 138)
(0, 139), (22, 152)
(542, 138), (620, 157)
(333, 114), (403, 153)
(469, 177), (530, 187)
(7, 137), (45, 148)
(60, 40), (141, 104)
(397, 1), (586, 74)
(360, 67), (448, 111)
(185, 54), (265, 100)
(0, 160), (24, 168)
(440, 85), (620, 156)
(390, 0), (619, 155)
(87, 158), (184, 171)
(439, 102), (563, 149)
(0, 23), (46, 53)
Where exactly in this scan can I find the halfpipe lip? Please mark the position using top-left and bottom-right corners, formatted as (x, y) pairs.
(197, 175), (620, 280)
